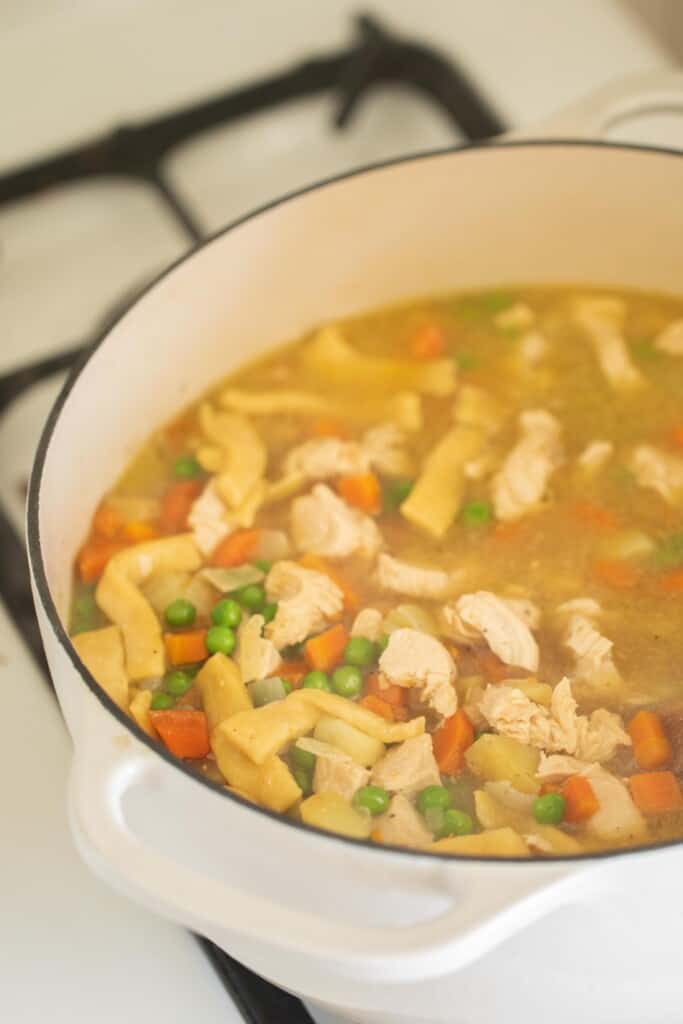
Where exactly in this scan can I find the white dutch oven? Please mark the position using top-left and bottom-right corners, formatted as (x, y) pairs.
(29, 73), (683, 1024)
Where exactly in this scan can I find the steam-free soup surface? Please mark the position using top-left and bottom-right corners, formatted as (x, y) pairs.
(69, 286), (683, 857)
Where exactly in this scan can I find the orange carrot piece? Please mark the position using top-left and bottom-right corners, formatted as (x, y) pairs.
(493, 520), (526, 542)
(211, 528), (261, 567)
(658, 568), (683, 595)
(123, 520), (160, 542)
(309, 416), (350, 439)
(149, 709), (210, 759)
(77, 538), (129, 583)
(335, 472), (381, 515)
(159, 479), (203, 534)
(359, 694), (394, 721)
(562, 776), (600, 822)
(592, 559), (641, 590)
(365, 672), (407, 708)
(671, 425), (683, 449)
(93, 501), (123, 538)
(432, 709), (475, 775)
(279, 659), (309, 689)
(571, 501), (619, 531)
(164, 629), (208, 666)
(411, 323), (445, 360)
(304, 624), (349, 672)
(298, 553), (359, 610)
(628, 710), (672, 770)
(629, 771), (683, 814)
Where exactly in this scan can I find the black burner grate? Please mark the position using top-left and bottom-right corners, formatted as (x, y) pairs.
(0, 12), (503, 1022)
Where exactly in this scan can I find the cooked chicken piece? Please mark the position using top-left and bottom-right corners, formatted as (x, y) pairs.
(628, 444), (683, 506)
(518, 331), (548, 366)
(304, 740), (370, 802)
(236, 614), (282, 684)
(283, 438), (369, 480)
(188, 480), (232, 556)
(576, 440), (614, 476)
(361, 423), (413, 477)
(562, 610), (623, 702)
(379, 630), (457, 720)
(290, 484), (382, 560)
(654, 318), (683, 356)
(478, 677), (630, 762)
(441, 591), (539, 673)
(376, 553), (462, 600)
(556, 597), (603, 618)
(491, 409), (563, 521)
(464, 451), (497, 481)
(265, 560), (344, 649)
(350, 607), (384, 642)
(573, 296), (645, 391)
(536, 753), (594, 780)
(502, 596), (542, 631)
(375, 793), (433, 849)
(583, 765), (646, 843)
(371, 734), (441, 794)
(494, 303), (535, 331)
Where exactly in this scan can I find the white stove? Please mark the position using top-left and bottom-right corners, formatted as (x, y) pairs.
(0, 3), (673, 1022)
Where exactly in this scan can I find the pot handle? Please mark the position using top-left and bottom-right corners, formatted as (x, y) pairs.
(509, 69), (683, 142)
(69, 716), (597, 983)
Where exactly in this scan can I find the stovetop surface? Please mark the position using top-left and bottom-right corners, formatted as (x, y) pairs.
(0, 3), (672, 1022)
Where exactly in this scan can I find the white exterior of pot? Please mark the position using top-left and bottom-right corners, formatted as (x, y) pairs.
(29, 74), (683, 1023)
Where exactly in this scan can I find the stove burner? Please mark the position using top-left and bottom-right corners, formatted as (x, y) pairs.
(0, 13), (503, 1022)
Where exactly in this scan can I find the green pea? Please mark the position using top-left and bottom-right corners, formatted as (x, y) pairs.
(163, 669), (193, 697)
(234, 583), (266, 612)
(343, 636), (377, 668)
(293, 766), (313, 797)
(71, 590), (99, 634)
(302, 670), (332, 692)
(292, 745), (316, 771)
(417, 785), (452, 816)
(653, 532), (683, 569)
(282, 680), (292, 695)
(164, 598), (197, 628)
(532, 792), (566, 825)
(461, 501), (492, 527)
(73, 591), (98, 620)
(383, 477), (414, 512)
(173, 455), (202, 479)
(353, 785), (390, 816)
(206, 625), (236, 656)
(454, 351), (477, 370)
(211, 598), (242, 628)
(376, 634), (390, 654)
(252, 558), (272, 573)
(438, 808), (474, 837)
(150, 692), (175, 710)
(331, 665), (363, 699)
(262, 601), (278, 624)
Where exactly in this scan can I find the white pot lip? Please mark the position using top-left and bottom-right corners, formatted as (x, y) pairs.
(27, 137), (683, 867)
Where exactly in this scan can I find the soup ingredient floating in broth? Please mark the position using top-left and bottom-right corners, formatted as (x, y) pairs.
(69, 285), (683, 858)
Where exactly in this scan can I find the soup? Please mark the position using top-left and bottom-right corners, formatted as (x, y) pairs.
(68, 286), (683, 857)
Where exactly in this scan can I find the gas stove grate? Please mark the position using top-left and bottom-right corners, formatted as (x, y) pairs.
(0, 12), (503, 1023)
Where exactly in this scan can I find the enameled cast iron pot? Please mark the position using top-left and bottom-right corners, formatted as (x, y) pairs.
(28, 73), (683, 1024)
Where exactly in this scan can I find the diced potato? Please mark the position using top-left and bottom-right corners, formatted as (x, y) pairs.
(456, 675), (486, 703)
(432, 827), (529, 857)
(141, 570), (192, 615)
(598, 528), (655, 562)
(314, 715), (386, 768)
(196, 653), (252, 731)
(300, 792), (373, 840)
(383, 604), (440, 636)
(475, 790), (582, 854)
(465, 734), (540, 794)
(506, 678), (553, 707)
(212, 730), (301, 813)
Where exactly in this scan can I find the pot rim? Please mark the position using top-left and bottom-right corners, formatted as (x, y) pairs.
(28, 137), (683, 866)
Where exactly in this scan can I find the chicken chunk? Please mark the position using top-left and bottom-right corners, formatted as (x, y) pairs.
(561, 609), (623, 702)
(361, 423), (414, 477)
(654, 318), (683, 356)
(379, 628), (457, 691)
(350, 608), (384, 642)
(573, 296), (645, 392)
(628, 444), (683, 506)
(236, 614), (282, 684)
(375, 793), (433, 849)
(478, 677), (630, 762)
(300, 740), (370, 802)
(375, 553), (462, 601)
(283, 438), (369, 480)
(265, 560), (344, 649)
(188, 480), (232, 556)
(290, 484), (382, 560)
(576, 440), (614, 476)
(518, 331), (549, 366)
(441, 591), (539, 673)
(491, 409), (563, 521)
(371, 734), (441, 794)
(501, 596), (542, 631)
